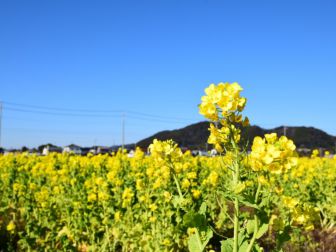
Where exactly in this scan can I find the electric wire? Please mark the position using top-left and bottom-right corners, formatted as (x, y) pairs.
(2, 101), (196, 121)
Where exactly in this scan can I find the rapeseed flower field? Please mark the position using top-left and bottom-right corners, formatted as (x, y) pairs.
(1, 83), (335, 251)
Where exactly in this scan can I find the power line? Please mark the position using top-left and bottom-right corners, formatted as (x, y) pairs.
(2, 115), (112, 124)
(3, 101), (123, 113)
(2, 101), (196, 121)
(3, 106), (194, 124)
(1, 101), (198, 147)
(3, 106), (123, 118)
(3, 127), (115, 135)
(2, 115), (191, 126)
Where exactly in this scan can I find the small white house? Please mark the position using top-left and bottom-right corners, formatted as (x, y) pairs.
(42, 145), (62, 155)
(63, 144), (82, 155)
(127, 150), (135, 158)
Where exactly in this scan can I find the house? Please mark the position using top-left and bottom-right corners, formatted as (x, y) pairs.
(97, 146), (112, 154)
(90, 146), (112, 155)
(191, 150), (209, 156)
(42, 145), (62, 155)
(127, 150), (135, 157)
(297, 147), (311, 156)
(63, 144), (82, 155)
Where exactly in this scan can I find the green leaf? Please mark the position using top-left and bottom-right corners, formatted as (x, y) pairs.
(256, 223), (269, 239)
(188, 227), (213, 252)
(202, 228), (213, 248)
(259, 196), (269, 208)
(183, 211), (207, 229)
(239, 199), (260, 210)
(199, 202), (207, 215)
(246, 219), (256, 235)
(172, 195), (184, 207)
(238, 240), (249, 252)
(188, 233), (203, 252)
(221, 238), (233, 252)
(238, 230), (246, 247)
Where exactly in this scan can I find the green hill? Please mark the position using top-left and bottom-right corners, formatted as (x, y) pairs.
(136, 122), (336, 153)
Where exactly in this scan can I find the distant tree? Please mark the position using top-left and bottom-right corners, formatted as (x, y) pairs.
(21, 146), (29, 152)
(31, 148), (38, 153)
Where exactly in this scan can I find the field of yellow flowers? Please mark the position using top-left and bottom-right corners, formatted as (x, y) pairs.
(1, 83), (336, 251)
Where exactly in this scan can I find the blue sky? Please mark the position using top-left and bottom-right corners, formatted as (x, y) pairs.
(1, 0), (336, 148)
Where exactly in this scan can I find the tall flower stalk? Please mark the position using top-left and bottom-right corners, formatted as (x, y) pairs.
(199, 82), (300, 252)
(199, 82), (249, 252)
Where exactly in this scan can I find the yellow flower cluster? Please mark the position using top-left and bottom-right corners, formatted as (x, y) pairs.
(208, 123), (241, 152)
(250, 133), (298, 174)
(292, 204), (319, 231)
(311, 149), (319, 158)
(122, 187), (134, 208)
(282, 196), (299, 209)
(199, 82), (249, 152)
(199, 82), (247, 121)
(281, 196), (319, 231)
(148, 139), (182, 162)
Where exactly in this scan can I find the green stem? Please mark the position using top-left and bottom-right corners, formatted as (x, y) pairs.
(246, 182), (262, 252)
(245, 215), (258, 252)
(233, 161), (240, 252)
(255, 182), (261, 203)
(173, 174), (183, 200)
(230, 132), (241, 252)
(233, 197), (239, 252)
(195, 228), (204, 251)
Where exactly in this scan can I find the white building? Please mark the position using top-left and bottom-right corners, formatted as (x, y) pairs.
(63, 144), (82, 155)
(42, 145), (62, 155)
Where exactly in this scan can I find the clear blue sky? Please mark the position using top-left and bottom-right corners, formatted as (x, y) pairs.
(1, 0), (336, 148)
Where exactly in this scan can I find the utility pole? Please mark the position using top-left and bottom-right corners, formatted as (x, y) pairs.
(0, 101), (2, 149)
(283, 126), (287, 137)
(122, 112), (125, 151)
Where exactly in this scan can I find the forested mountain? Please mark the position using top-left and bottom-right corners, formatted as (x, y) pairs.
(137, 121), (336, 153)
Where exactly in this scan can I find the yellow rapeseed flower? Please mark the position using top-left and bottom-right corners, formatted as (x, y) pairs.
(192, 189), (201, 199)
(250, 133), (297, 174)
(7, 220), (16, 233)
(199, 82), (248, 123)
(114, 211), (121, 221)
(282, 196), (299, 209)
